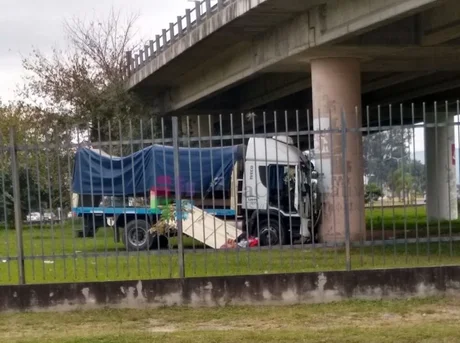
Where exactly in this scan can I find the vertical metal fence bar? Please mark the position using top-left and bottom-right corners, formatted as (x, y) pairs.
(108, 121), (120, 278)
(45, 141), (57, 279)
(355, 106), (364, 268)
(75, 127), (88, 279)
(365, 106), (373, 267)
(389, 105), (397, 263)
(33, 144), (43, 279)
(434, 102), (441, 258)
(160, 118), (173, 277)
(273, 110), (283, 272)
(196, 115), (208, 274)
(250, 113), (262, 271)
(410, 103), (420, 263)
(340, 110), (351, 271)
(400, 104), (408, 263)
(229, 112), (241, 267)
(219, 114), (230, 271)
(377, 106), (386, 266)
(328, 109), (338, 266)
(456, 100), (460, 258)
(185, 116), (197, 275)
(207, 114), (219, 273)
(128, 121), (141, 277)
(445, 101), (453, 258)
(55, 135), (67, 280)
(85, 129), (98, 279)
(96, 122), (107, 278)
(423, 103), (431, 262)
(294, 110), (303, 255)
(172, 117), (185, 279)
(96, 122), (108, 279)
(150, 118), (161, 277)
(240, 113), (251, 270)
(315, 109), (327, 266)
(284, 111), (294, 269)
(66, 127), (77, 280)
(10, 129), (25, 285)
(306, 109), (317, 267)
(262, 111), (272, 269)
(24, 145), (35, 281)
(118, 121), (130, 277)
(0, 133), (11, 283)
(139, 119), (152, 279)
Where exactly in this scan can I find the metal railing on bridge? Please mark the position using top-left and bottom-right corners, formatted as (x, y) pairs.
(125, 0), (232, 77)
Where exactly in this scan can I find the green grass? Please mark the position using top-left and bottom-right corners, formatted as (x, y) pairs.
(1, 296), (460, 342)
(0, 205), (460, 285)
(365, 205), (460, 236)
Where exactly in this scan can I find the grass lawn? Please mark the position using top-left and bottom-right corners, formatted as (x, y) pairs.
(365, 205), (460, 236)
(0, 205), (459, 285)
(1, 296), (459, 343)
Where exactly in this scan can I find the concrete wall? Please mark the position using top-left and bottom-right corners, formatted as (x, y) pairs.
(1, 266), (460, 312)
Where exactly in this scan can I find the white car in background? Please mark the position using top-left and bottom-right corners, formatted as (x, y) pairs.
(43, 212), (57, 222)
(26, 212), (42, 223)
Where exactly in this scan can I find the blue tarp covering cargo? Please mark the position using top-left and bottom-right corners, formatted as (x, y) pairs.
(72, 145), (243, 196)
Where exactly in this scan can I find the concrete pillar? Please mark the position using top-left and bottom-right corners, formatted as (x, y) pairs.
(311, 58), (365, 243)
(425, 114), (458, 220)
(181, 115), (214, 147)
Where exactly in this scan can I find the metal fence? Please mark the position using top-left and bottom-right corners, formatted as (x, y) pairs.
(1, 101), (460, 285)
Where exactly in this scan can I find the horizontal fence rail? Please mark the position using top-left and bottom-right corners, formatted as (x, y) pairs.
(1, 101), (460, 285)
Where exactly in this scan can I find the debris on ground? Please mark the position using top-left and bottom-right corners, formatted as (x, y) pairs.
(220, 233), (259, 249)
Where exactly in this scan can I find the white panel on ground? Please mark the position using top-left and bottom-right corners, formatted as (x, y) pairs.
(181, 206), (242, 249)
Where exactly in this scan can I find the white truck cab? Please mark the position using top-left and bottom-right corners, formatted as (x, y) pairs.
(239, 136), (320, 245)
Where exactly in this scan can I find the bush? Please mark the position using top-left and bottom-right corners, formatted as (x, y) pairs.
(365, 183), (383, 204)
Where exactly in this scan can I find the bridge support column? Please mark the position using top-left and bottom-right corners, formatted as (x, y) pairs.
(181, 115), (214, 147)
(311, 58), (365, 243)
(425, 114), (458, 221)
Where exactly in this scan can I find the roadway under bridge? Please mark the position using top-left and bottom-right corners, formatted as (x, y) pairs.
(125, 0), (460, 242)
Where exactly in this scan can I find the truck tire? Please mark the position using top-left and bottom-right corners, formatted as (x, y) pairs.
(150, 234), (169, 250)
(254, 217), (285, 247)
(122, 219), (153, 251)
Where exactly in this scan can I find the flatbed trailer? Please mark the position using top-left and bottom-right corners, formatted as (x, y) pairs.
(72, 203), (242, 250)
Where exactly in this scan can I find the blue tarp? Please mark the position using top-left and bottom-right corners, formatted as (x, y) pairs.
(72, 145), (243, 196)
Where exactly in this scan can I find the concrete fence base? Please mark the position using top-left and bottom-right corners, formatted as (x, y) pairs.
(1, 266), (460, 312)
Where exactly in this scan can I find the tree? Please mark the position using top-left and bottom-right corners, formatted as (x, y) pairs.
(0, 102), (67, 223)
(405, 160), (426, 195)
(365, 183), (383, 204)
(363, 127), (412, 187)
(388, 168), (414, 202)
(19, 8), (156, 146)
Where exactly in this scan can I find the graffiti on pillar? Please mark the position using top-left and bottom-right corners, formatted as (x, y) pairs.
(452, 143), (456, 166)
(313, 118), (331, 158)
(313, 117), (332, 193)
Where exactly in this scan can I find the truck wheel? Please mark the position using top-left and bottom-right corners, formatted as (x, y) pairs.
(122, 219), (152, 251)
(255, 218), (285, 247)
(150, 234), (169, 250)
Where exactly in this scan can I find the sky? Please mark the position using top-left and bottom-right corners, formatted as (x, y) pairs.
(0, 0), (447, 154)
(0, 0), (194, 101)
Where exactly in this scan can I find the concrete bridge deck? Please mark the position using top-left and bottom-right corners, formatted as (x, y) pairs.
(126, 0), (460, 115)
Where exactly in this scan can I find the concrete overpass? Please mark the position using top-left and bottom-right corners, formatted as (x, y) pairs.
(125, 0), (460, 243)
